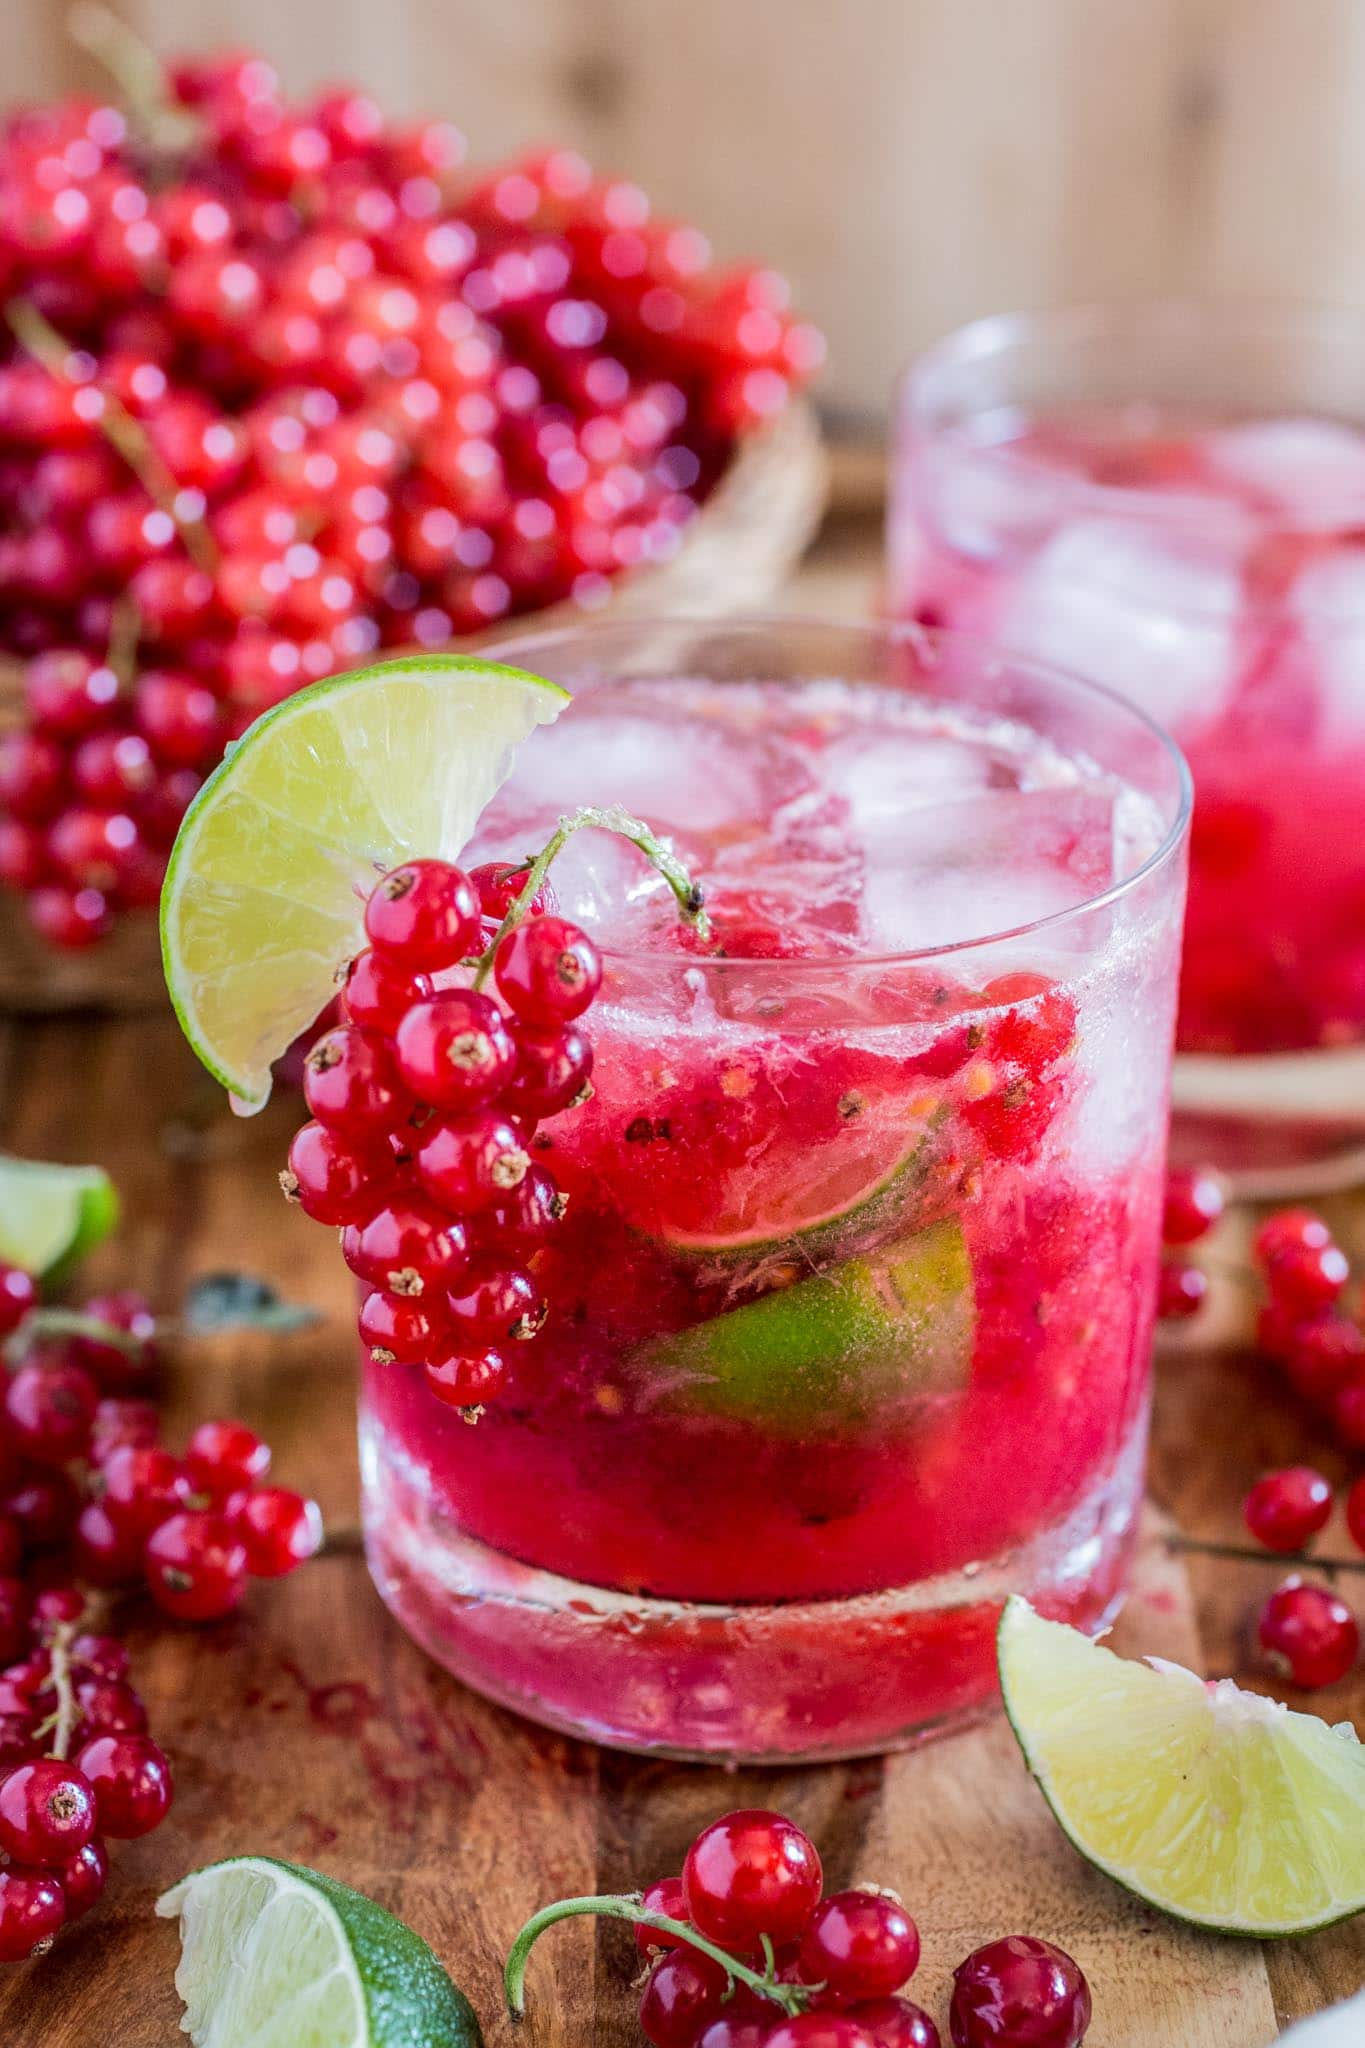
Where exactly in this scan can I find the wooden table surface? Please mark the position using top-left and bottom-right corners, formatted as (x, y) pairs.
(2, 511), (1363, 2047)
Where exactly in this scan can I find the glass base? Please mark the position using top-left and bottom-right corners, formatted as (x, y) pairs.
(360, 1412), (1148, 1763)
(1172, 1046), (1365, 1197)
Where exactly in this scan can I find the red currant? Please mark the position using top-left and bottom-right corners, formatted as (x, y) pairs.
(696, 2022), (775, 2048)
(846, 2001), (941, 2048)
(4, 1361), (97, 1465)
(1162, 1167), (1225, 1246)
(800, 1890), (921, 2003)
(341, 948), (434, 1032)
(344, 1196), (470, 1296)
(639, 1947), (729, 2048)
(358, 1288), (436, 1364)
(364, 859), (480, 969)
(58, 1836), (109, 1920)
(447, 1264), (545, 1344)
(468, 860), (557, 923)
(766, 2020), (880, 2048)
(29, 884), (111, 949)
(304, 1024), (407, 1136)
(76, 1678), (147, 1737)
(1284, 1315), (1363, 1406)
(0, 732), (66, 824)
(186, 1418), (272, 1499)
(283, 1120), (389, 1225)
(73, 1501), (145, 1587)
(71, 1635), (129, 1683)
(1254, 1209), (1332, 1267)
(417, 1111), (530, 1213)
(949, 1937), (1091, 2048)
(0, 1864), (65, 1960)
(1348, 1475), (1365, 1555)
(1258, 1579), (1359, 1689)
(0, 1758), (97, 1866)
(494, 914), (602, 1023)
(394, 990), (517, 1110)
(75, 1733), (173, 1838)
(236, 1487), (323, 1577)
(635, 1875), (690, 1957)
(1157, 1262), (1208, 1321)
(1333, 1378), (1365, 1452)
(684, 1809), (823, 1948)
(145, 1510), (250, 1622)
(488, 1165), (569, 1254)
(0, 1265), (37, 1336)
(424, 1347), (507, 1410)
(502, 1023), (594, 1118)
(99, 1443), (191, 1537)
(1243, 1467), (1333, 1554)
(1265, 1242), (1350, 1314)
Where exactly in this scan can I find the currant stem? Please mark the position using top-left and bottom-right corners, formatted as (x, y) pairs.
(4, 298), (218, 571)
(503, 1893), (809, 2022)
(66, 1), (198, 153)
(3, 1308), (144, 1368)
(34, 1622), (79, 1762)
(472, 805), (711, 992)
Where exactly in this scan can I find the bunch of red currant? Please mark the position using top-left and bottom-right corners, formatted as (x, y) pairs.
(0, 34), (822, 951)
(508, 1806), (1093, 2047)
(285, 855), (595, 1414)
(0, 1260), (322, 1958)
(1158, 1170), (1363, 1692)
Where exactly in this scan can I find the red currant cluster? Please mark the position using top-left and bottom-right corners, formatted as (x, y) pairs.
(0, 41), (822, 952)
(1157, 1174), (1363, 1692)
(284, 856), (597, 1414)
(509, 1807), (1093, 2048)
(0, 1260), (322, 1958)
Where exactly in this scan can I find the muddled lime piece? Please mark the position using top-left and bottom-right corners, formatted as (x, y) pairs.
(160, 655), (569, 1111)
(630, 1216), (973, 1433)
(998, 1597), (1365, 1936)
(156, 1856), (482, 2048)
(0, 1154), (118, 1282)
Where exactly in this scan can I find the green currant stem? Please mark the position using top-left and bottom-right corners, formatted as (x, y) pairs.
(3, 1308), (144, 1368)
(66, 1), (199, 153)
(503, 1893), (809, 2022)
(4, 298), (217, 572)
(471, 805), (711, 993)
(33, 1622), (79, 1762)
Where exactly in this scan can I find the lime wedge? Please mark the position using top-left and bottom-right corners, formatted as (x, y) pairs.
(998, 1597), (1365, 1936)
(629, 1217), (973, 1434)
(0, 1154), (118, 1283)
(156, 1856), (482, 2048)
(160, 655), (569, 1110)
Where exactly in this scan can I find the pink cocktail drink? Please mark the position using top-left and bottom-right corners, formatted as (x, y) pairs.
(361, 619), (1189, 1759)
(889, 305), (1365, 1171)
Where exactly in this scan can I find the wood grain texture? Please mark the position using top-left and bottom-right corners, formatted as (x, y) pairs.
(0, 522), (1361, 2040)
(10, 2), (1365, 415)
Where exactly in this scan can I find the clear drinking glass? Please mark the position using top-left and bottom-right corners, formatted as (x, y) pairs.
(890, 301), (1365, 1188)
(360, 616), (1189, 1760)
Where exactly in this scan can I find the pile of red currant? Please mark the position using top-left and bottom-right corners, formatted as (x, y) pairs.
(0, 36), (823, 952)
(1158, 1169), (1363, 1692)
(508, 1806), (1093, 2047)
(0, 1260), (322, 1959)
(285, 855), (595, 1414)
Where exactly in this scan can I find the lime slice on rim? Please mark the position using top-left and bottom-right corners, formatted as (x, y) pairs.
(629, 1216), (973, 1433)
(160, 655), (569, 1110)
(156, 1856), (482, 2048)
(0, 1154), (118, 1282)
(999, 1597), (1365, 1936)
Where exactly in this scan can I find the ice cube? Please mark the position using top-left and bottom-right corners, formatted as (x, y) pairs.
(816, 729), (993, 834)
(1202, 417), (1365, 518)
(859, 787), (1118, 955)
(1001, 516), (1251, 737)
(913, 437), (1077, 565)
(1289, 547), (1365, 745)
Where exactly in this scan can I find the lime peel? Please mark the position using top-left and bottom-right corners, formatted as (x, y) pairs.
(998, 1596), (1365, 1937)
(0, 1154), (119, 1282)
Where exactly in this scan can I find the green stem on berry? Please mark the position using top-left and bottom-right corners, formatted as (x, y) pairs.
(33, 1622), (79, 1762)
(2, 1307), (144, 1369)
(504, 1892), (810, 2023)
(66, 1), (198, 153)
(472, 805), (711, 992)
(4, 297), (218, 572)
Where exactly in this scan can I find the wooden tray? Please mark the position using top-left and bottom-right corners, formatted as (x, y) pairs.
(0, 400), (828, 1014)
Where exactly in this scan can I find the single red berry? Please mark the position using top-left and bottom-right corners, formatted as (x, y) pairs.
(502, 1023), (594, 1118)
(145, 1511), (249, 1623)
(1256, 1300), (1302, 1364)
(364, 859), (479, 969)
(340, 948), (434, 1033)
(767, 2020), (881, 2048)
(0, 1265), (37, 1337)
(28, 884), (111, 949)
(447, 1265), (545, 1344)
(488, 1165), (569, 1254)
(358, 1287), (437, 1365)
(98, 1443), (192, 1538)
(949, 1937), (1091, 2048)
(75, 1733), (173, 1838)
(283, 1120), (389, 1225)
(91, 1394), (161, 1463)
(494, 914), (602, 1024)
(696, 2022), (775, 2048)
(236, 1487), (324, 1577)
(1265, 1242), (1350, 1314)
(344, 1197), (470, 1296)
(76, 1678), (147, 1737)
(639, 1947), (729, 2048)
(1162, 1167), (1225, 1246)
(1284, 1315), (1363, 1406)
(23, 649), (118, 739)
(0, 733), (66, 824)
(2, 1474), (78, 1550)
(4, 1360), (98, 1465)
(1157, 1262), (1207, 1321)
(1243, 1467), (1333, 1554)
(845, 2001), (941, 2048)
(73, 1500), (144, 1586)
(304, 1025), (407, 1136)
(0, 1758), (97, 1866)
(394, 990), (517, 1110)
(58, 1836), (108, 1920)
(684, 1809), (823, 1948)
(77, 1289), (158, 1388)
(1333, 1378), (1365, 1452)
(635, 1875), (690, 1957)
(1347, 1475), (1365, 1555)
(423, 1347), (507, 1410)
(1258, 1578), (1359, 1689)
(800, 1890), (921, 2003)
(0, 1864), (65, 1961)
(1254, 1209), (1333, 1268)
(468, 860), (557, 923)
(417, 1111), (530, 1213)
(71, 1635), (129, 1684)
(186, 1419), (272, 1500)
(33, 1587), (83, 1631)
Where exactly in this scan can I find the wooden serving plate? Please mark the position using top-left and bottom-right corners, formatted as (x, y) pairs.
(0, 400), (827, 1013)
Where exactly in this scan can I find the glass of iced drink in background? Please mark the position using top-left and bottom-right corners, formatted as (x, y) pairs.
(360, 618), (1189, 1760)
(889, 302), (1365, 1184)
